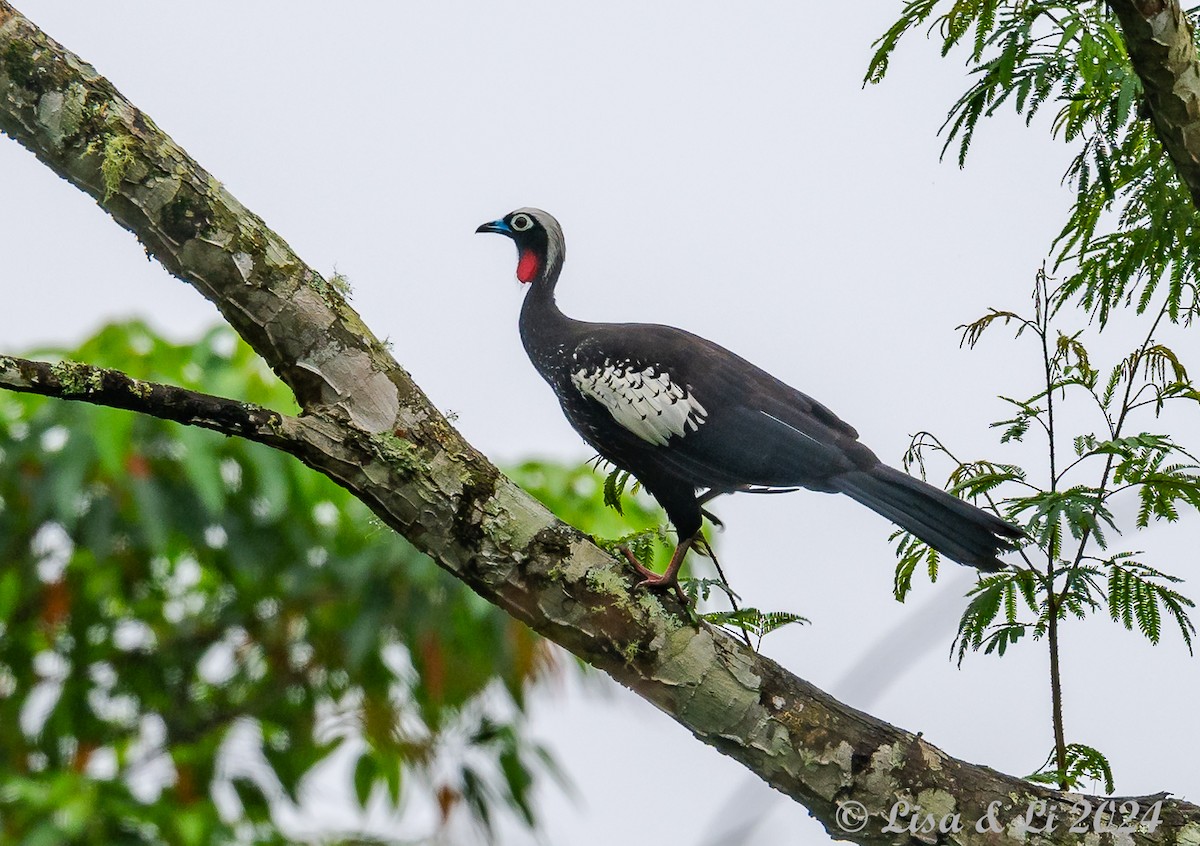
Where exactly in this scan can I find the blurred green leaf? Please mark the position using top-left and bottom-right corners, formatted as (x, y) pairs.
(0, 321), (592, 843)
(353, 752), (376, 809)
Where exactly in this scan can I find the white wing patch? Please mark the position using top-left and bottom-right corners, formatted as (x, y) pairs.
(572, 362), (708, 446)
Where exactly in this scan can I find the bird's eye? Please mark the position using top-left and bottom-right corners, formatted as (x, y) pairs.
(510, 213), (534, 232)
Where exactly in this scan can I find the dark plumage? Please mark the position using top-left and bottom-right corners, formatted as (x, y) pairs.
(477, 208), (1023, 587)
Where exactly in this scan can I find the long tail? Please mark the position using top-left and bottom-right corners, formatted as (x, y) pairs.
(833, 464), (1023, 571)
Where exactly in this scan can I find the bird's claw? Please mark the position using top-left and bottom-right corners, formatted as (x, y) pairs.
(618, 544), (692, 608)
(634, 574), (676, 591)
(618, 545), (664, 583)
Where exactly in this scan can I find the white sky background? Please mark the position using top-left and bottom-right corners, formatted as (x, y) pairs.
(1, 3), (1197, 844)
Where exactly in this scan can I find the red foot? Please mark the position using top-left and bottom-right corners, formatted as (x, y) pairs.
(617, 535), (699, 594)
(618, 546), (664, 584)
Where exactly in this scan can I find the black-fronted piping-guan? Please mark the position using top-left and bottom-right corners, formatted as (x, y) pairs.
(477, 207), (1023, 588)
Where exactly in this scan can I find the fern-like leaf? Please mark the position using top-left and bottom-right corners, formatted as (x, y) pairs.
(702, 607), (809, 649)
(1106, 558), (1195, 652)
(1027, 743), (1115, 794)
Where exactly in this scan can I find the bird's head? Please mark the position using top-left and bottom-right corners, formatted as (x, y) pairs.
(476, 208), (565, 284)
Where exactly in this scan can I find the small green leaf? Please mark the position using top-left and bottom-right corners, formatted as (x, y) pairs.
(354, 752), (377, 808)
(603, 468), (626, 516)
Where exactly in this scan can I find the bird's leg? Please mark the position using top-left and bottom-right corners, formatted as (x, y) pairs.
(697, 487), (733, 506)
(615, 492), (735, 597)
(693, 535), (752, 648)
(694, 534), (737, 600)
(618, 533), (699, 595)
(618, 546), (656, 581)
(697, 488), (733, 530)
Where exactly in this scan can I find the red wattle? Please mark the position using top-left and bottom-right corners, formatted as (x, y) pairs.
(516, 250), (539, 283)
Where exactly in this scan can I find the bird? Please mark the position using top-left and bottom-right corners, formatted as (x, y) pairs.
(476, 207), (1023, 589)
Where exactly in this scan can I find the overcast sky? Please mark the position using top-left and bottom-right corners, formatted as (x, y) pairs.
(2, 3), (1196, 844)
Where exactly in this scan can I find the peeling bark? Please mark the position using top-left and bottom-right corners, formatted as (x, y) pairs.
(3, 4), (1200, 843)
(1108, 0), (1200, 206)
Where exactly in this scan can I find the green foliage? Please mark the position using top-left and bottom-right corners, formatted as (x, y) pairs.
(699, 608), (809, 650)
(594, 527), (672, 575)
(868, 1), (1200, 325)
(891, 528), (941, 602)
(951, 568), (1041, 663)
(680, 577), (739, 606)
(0, 322), (567, 842)
(509, 459), (676, 573)
(512, 460), (662, 538)
(904, 276), (1200, 650)
(870, 0), (1200, 795)
(601, 467), (638, 516)
(1027, 743), (1115, 794)
(897, 274), (1198, 789)
(1107, 555), (1195, 650)
(585, 460), (811, 648)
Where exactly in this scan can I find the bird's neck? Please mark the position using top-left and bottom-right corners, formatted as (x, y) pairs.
(519, 261), (579, 376)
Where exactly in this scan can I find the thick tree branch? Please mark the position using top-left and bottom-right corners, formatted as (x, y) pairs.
(1107, 0), (1200, 206)
(3, 4), (1199, 844)
(0, 354), (292, 445)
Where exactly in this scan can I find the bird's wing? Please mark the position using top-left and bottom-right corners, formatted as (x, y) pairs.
(568, 324), (878, 489)
(570, 358), (709, 447)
